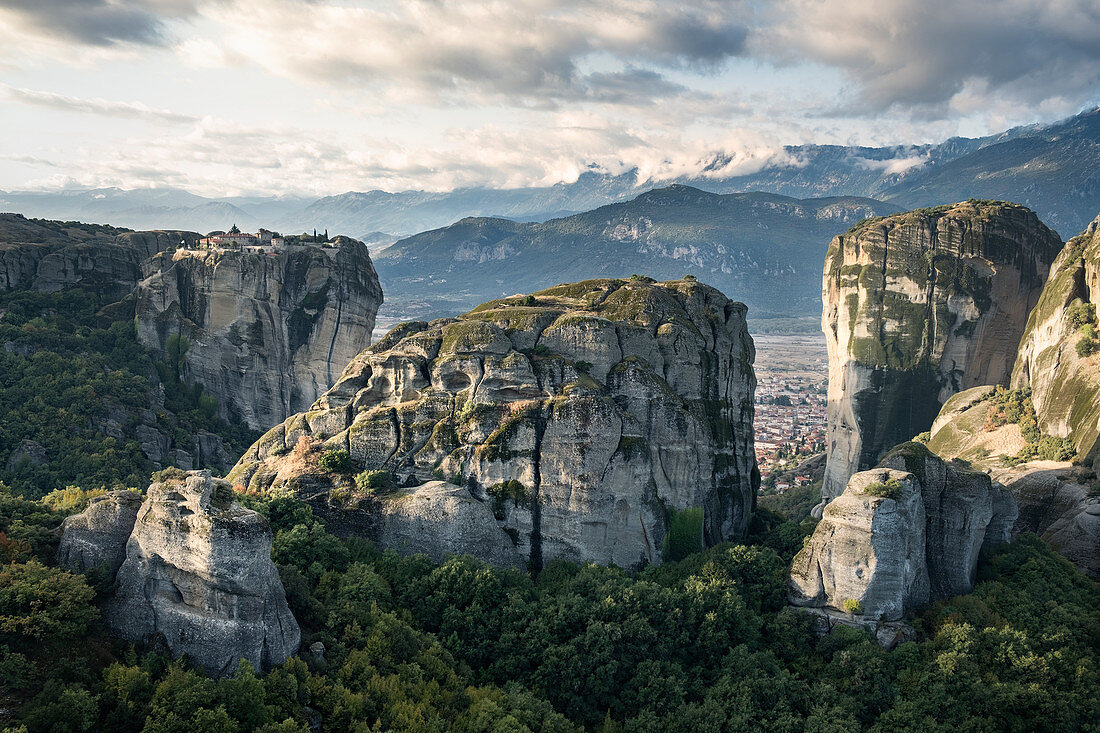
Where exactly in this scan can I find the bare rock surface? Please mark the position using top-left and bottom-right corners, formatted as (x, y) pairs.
(131, 237), (382, 429)
(375, 481), (526, 570)
(927, 385), (1100, 578)
(821, 202), (1061, 505)
(230, 277), (758, 570)
(57, 490), (142, 577)
(100, 471), (300, 676)
(790, 444), (1017, 620)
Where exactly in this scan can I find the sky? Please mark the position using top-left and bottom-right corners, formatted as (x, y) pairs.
(2, 0), (1100, 197)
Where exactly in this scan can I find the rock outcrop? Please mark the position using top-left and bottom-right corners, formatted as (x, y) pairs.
(87, 471), (300, 676)
(927, 385), (1100, 578)
(821, 201), (1062, 505)
(0, 214), (194, 299)
(790, 443), (1016, 620)
(1012, 214), (1100, 464)
(57, 490), (142, 577)
(131, 237), (382, 429)
(229, 276), (758, 570)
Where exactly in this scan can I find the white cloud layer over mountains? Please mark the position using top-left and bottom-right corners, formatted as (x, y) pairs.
(1, 0), (1099, 195)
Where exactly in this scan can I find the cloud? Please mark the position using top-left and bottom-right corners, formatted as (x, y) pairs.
(760, 0), (1100, 118)
(0, 0), (199, 47)
(197, 0), (750, 107)
(2, 84), (198, 123)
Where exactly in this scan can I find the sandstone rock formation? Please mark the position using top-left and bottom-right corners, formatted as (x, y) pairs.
(57, 490), (142, 577)
(97, 471), (300, 676)
(821, 201), (1062, 505)
(790, 443), (1016, 620)
(229, 276), (758, 570)
(131, 236), (382, 429)
(927, 385), (1100, 578)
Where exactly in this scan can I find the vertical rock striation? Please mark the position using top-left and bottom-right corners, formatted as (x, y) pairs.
(132, 237), (383, 429)
(821, 201), (1061, 506)
(229, 277), (758, 570)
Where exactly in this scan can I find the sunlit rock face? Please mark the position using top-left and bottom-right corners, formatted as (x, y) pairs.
(101, 471), (300, 676)
(229, 277), (758, 570)
(790, 443), (1016, 621)
(821, 201), (1061, 507)
(132, 237), (382, 430)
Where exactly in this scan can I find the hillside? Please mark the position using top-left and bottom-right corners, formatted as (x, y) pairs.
(373, 186), (900, 322)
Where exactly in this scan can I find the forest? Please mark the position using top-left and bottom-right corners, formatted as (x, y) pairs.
(0, 481), (1096, 732)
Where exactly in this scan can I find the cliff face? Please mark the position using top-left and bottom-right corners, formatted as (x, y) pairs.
(229, 277), (758, 570)
(133, 236), (382, 430)
(821, 202), (1061, 504)
(88, 471), (301, 676)
(790, 443), (1016, 620)
(927, 385), (1100, 578)
(1012, 214), (1100, 464)
(0, 214), (193, 299)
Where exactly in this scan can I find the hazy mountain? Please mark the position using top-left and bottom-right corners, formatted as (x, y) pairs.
(4, 107), (1099, 241)
(372, 186), (902, 324)
(879, 108), (1100, 235)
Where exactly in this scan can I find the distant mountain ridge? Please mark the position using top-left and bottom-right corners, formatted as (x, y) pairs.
(3, 107), (1100, 240)
(372, 186), (901, 322)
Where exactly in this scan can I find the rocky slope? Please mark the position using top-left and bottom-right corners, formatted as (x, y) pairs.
(821, 201), (1062, 505)
(229, 276), (758, 570)
(927, 386), (1100, 578)
(131, 237), (382, 430)
(790, 443), (1015, 620)
(58, 471), (301, 676)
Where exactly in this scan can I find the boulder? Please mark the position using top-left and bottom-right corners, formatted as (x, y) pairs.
(57, 490), (142, 577)
(104, 471), (300, 676)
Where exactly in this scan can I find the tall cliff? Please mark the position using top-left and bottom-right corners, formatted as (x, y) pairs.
(821, 201), (1061, 504)
(1012, 214), (1100, 464)
(132, 237), (382, 430)
(229, 277), (758, 570)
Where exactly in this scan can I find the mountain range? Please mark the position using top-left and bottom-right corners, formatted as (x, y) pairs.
(3, 108), (1100, 241)
(372, 187), (900, 325)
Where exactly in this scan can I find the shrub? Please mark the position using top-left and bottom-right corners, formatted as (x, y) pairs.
(662, 506), (704, 562)
(1066, 300), (1096, 330)
(913, 431), (931, 444)
(317, 449), (354, 475)
(574, 360), (592, 374)
(152, 466), (188, 484)
(864, 478), (903, 500)
(842, 598), (862, 615)
(355, 470), (397, 494)
(1076, 336), (1099, 358)
(41, 486), (106, 514)
(210, 482), (234, 510)
(487, 480), (527, 519)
